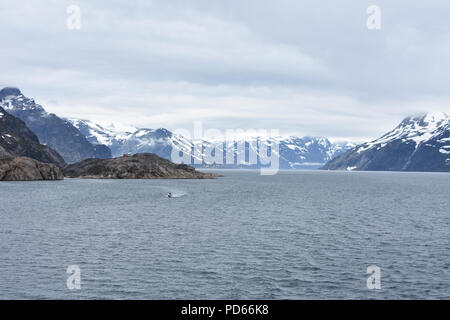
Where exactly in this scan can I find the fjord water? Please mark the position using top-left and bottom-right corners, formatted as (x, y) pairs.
(0, 171), (449, 299)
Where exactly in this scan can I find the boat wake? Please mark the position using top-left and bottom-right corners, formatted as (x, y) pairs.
(161, 187), (187, 198)
(168, 193), (185, 198)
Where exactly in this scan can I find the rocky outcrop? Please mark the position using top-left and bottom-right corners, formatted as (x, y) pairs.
(0, 107), (66, 167)
(0, 145), (10, 157)
(0, 87), (112, 163)
(0, 156), (64, 181)
(63, 153), (222, 179)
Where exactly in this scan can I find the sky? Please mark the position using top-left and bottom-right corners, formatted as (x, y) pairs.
(1, 0), (449, 142)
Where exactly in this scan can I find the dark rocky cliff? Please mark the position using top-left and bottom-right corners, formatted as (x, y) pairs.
(0, 107), (66, 167)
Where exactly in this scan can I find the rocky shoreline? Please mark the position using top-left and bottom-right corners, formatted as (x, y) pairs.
(1, 153), (221, 181)
(0, 156), (63, 181)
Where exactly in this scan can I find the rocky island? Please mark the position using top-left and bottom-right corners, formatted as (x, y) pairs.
(63, 153), (222, 179)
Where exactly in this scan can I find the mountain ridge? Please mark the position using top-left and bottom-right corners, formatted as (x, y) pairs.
(68, 118), (355, 169)
(0, 87), (112, 163)
(322, 112), (450, 172)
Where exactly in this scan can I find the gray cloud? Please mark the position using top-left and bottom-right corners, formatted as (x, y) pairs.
(1, 0), (449, 141)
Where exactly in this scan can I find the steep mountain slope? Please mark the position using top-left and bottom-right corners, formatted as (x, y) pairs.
(68, 118), (354, 169)
(322, 112), (450, 172)
(0, 107), (66, 167)
(0, 87), (112, 163)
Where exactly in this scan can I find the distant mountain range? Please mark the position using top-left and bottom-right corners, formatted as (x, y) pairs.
(2, 87), (448, 172)
(0, 87), (356, 169)
(323, 112), (450, 172)
(68, 118), (355, 169)
(0, 87), (111, 163)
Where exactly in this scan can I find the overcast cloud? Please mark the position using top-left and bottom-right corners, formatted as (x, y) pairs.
(1, 0), (449, 141)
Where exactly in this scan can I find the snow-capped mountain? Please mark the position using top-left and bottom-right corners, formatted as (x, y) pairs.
(68, 118), (354, 169)
(277, 136), (354, 169)
(0, 88), (112, 163)
(68, 118), (189, 161)
(323, 112), (450, 172)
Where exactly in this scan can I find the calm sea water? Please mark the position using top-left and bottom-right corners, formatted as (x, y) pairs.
(0, 170), (449, 299)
